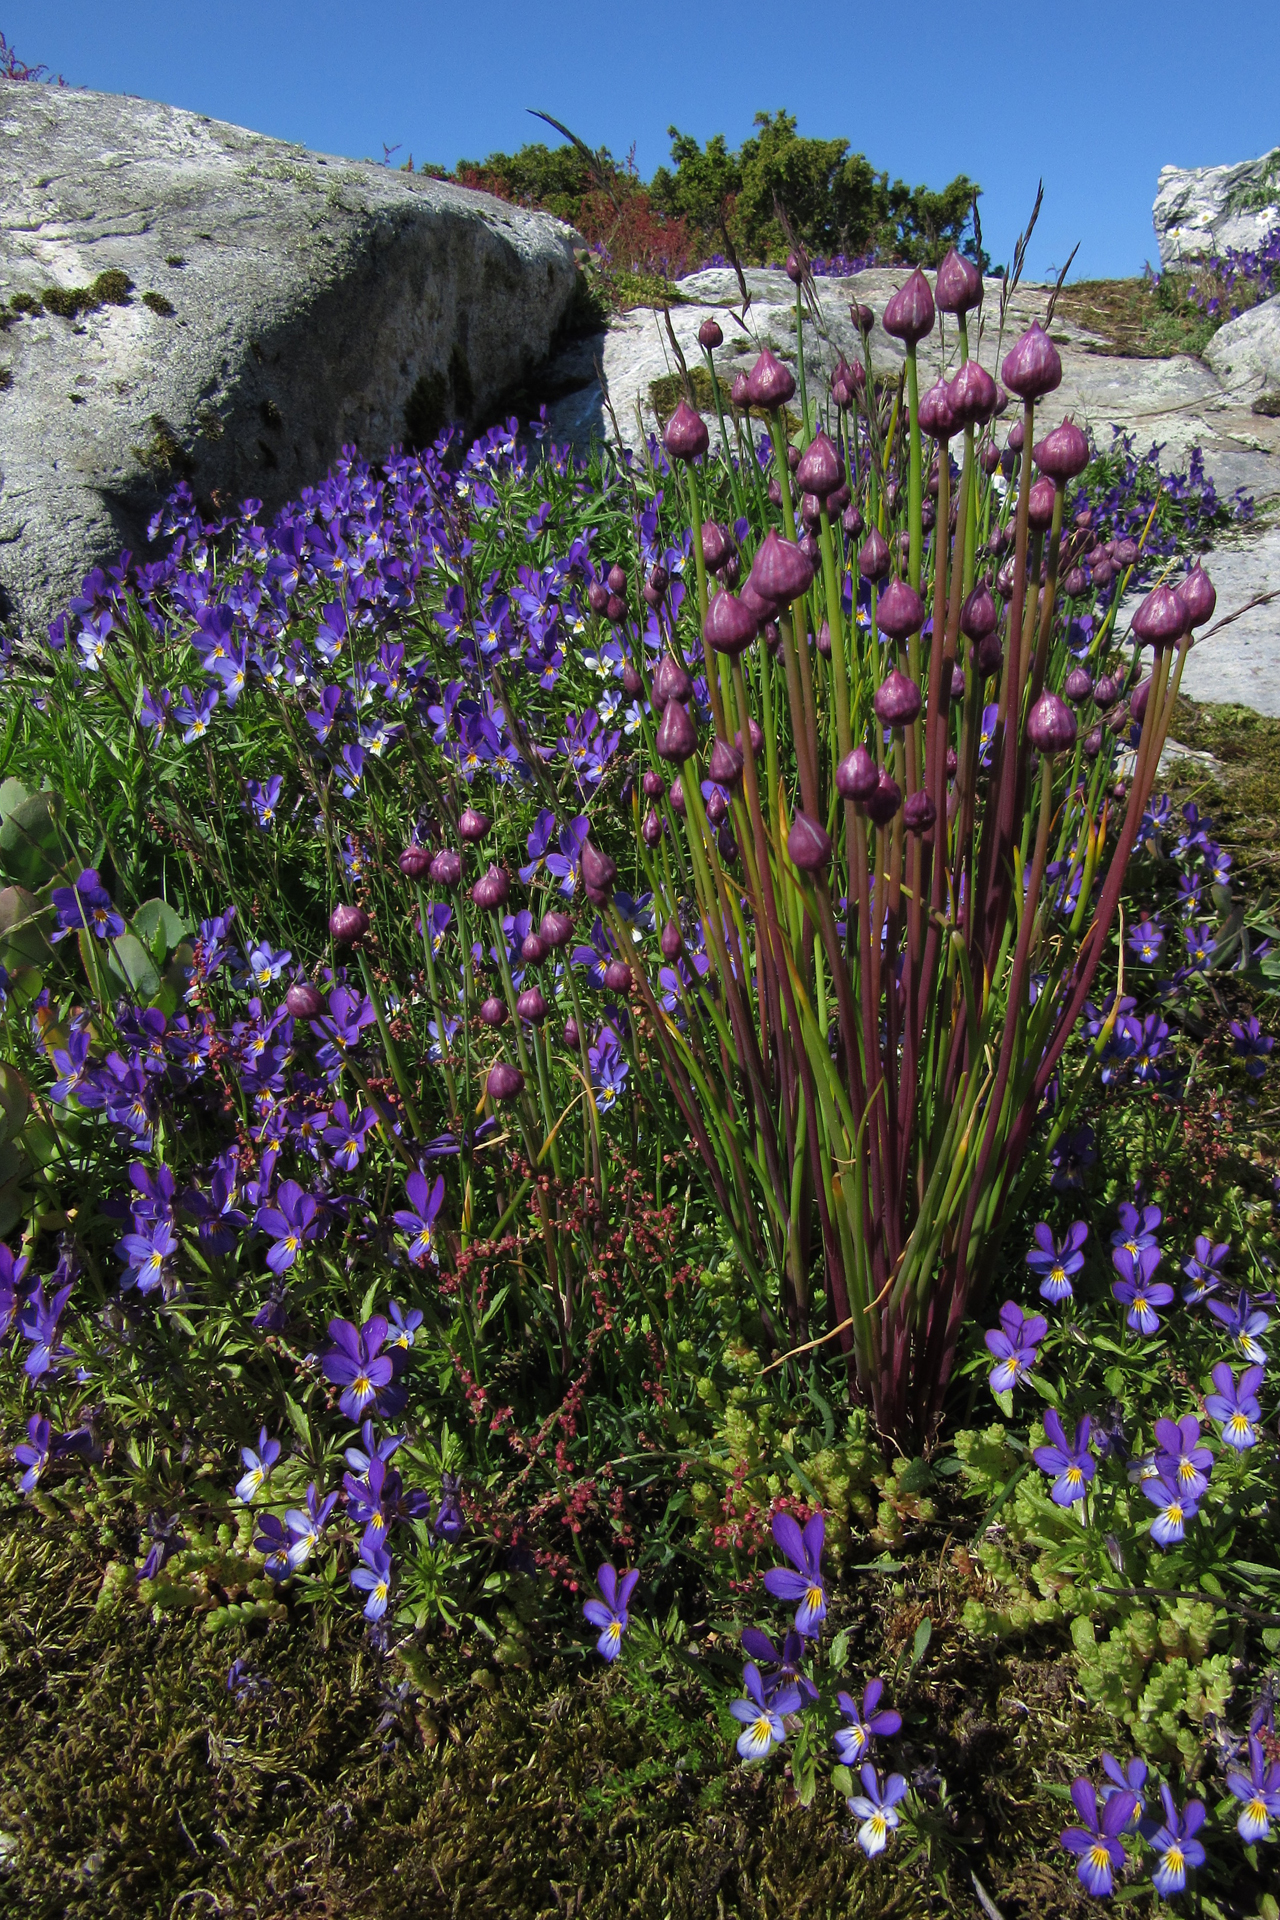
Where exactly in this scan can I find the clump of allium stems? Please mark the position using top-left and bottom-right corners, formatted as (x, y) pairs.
(602, 255), (1218, 1444)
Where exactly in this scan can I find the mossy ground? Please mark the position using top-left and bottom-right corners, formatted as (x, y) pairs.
(1164, 698), (1280, 875)
(1054, 276), (1217, 360)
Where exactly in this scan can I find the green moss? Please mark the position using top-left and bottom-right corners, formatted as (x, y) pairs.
(140, 291), (175, 318)
(131, 414), (194, 480)
(7, 292), (42, 316)
(648, 366), (715, 430)
(1162, 696), (1280, 873)
(40, 271), (133, 321)
(0, 368), (11, 394)
(1053, 275), (1216, 359)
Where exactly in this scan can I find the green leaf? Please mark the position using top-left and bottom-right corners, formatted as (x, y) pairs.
(829, 1627), (850, 1671)
(910, 1617), (932, 1669)
(132, 897), (190, 958)
(831, 1764), (853, 1798)
(283, 1393), (312, 1446)
(0, 885), (53, 973)
(102, 931), (162, 1001)
(0, 1065), (30, 1149)
(0, 789), (66, 888)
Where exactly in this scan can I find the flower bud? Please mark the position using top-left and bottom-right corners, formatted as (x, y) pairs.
(1130, 677), (1152, 723)
(917, 379), (955, 440)
(799, 492), (823, 532)
(458, 806), (490, 842)
(987, 525), (1011, 557)
(642, 767), (666, 799)
(485, 1061), (524, 1102)
(605, 593), (626, 624)
(946, 746), (958, 777)
(622, 662), (644, 697)
(708, 737), (744, 788)
(744, 347), (796, 410)
(980, 441), (1000, 475)
(785, 249), (806, 284)
(903, 790), (936, 833)
(521, 933), (548, 964)
(329, 904), (369, 945)
(995, 560), (1016, 599)
(607, 564), (627, 597)
(664, 400), (709, 462)
(1061, 566), (1088, 598)
(517, 986), (548, 1023)
(668, 778), (686, 815)
(795, 430), (843, 497)
(562, 1018), (580, 1048)
(701, 521), (732, 571)
(581, 841), (617, 895)
(842, 502), (864, 538)
(736, 717), (764, 758)
(428, 848), (462, 887)
(730, 372), (751, 408)
(471, 865), (509, 910)
(478, 996), (506, 1028)
(540, 910), (573, 948)
(816, 620), (832, 658)
(1002, 322), (1062, 401)
(882, 268), (936, 346)
(851, 302), (874, 335)
(976, 632), (1004, 677)
(1178, 563), (1216, 629)
(836, 744), (878, 801)
(948, 360), (998, 429)
(286, 981), (325, 1019)
(830, 358), (857, 409)
(749, 529), (814, 604)
(1093, 674), (1120, 711)
(705, 787), (728, 825)
(874, 667), (922, 727)
(603, 960), (632, 994)
(1006, 419), (1025, 454)
(698, 316), (723, 350)
(1064, 666), (1093, 705)
(641, 807), (663, 847)
(656, 700), (698, 763)
(398, 845), (433, 880)
(787, 811), (832, 873)
(950, 663), (966, 700)
(1084, 725), (1102, 759)
(786, 445), (801, 472)
(864, 769), (903, 825)
(704, 589), (759, 656)
(1025, 690), (1077, 755)
(934, 247), (983, 314)
(1033, 419), (1089, 482)
(1132, 584), (1188, 648)
(1028, 477), (1057, 531)
(587, 579), (610, 615)
(1087, 550), (1114, 589)
(876, 578), (926, 639)
(660, 919), (683, 960)
(652, 655), (692, 707)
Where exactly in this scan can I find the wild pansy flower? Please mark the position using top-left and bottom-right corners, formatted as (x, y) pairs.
(740, 1626), (818, 1707)
(1204, 1361), (1263, 1450)
(323, 1098), (378, 1172)
(833, 1679), (901, 1766)
(1112, 1244), (1173, 1336)
(256, 1179), (322, 1273)
(0, 1245), (28, 1336)
(846, 1763), (909, 1857)
(343, 1419), (405, 1476)
(1145, 1786), (1206, 1896)
(1060, 1777), (1138, 1895)
(175, 683), (218, 741)
(139, 686), (172, 733)
(322, 1314), (396, 1422)
(117, 1216), (178, 1295)
(984, 1301), (1047, 1393)
(730, 1661), (799, 1760)
(1152, 1415), (1213, 1498)
(1231, 1015), (1274, 1077)
(588, 1024), (629, 1113)
(1033, 1411), (1096, 1506)
(1025, 1221), (1087, 1303)
(762, 1510), (827, 1635)
(392, 1170), (445, 1267)
(245, 942), (292, 990)
(546, 815), (591, 895)
(235, 1427), (281, 1503)
(350, 1537), (393, 1620)
(1228, 1733), (1280, 1841)
(1206, 1289), (1269, 1364)
(1112, 1201), (1162, 1259)
(1183, 921), (1216, 969)
(433, 1470), (464, 1543)
(283, 1484), (339, 1570)
(1127, 917), (1164, 963)
(50, 868), (125, 944)
(14, 1414), (51, 1494)
(582, 1561), (640, 1662)
(1049, 1125), (1096, 1192)
(247, 775), (283, 828)
(1143, 1474), (1199, 1548)
(387, 1300), (423, 1350)
(1182, 1234), (1230, 1304)
(18, 1281), (74, 1378)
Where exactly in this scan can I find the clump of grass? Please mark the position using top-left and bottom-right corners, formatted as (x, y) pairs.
(140, 290), (175, 318)
(1163, 696), (1280, 873)
(1054, 274), (1216, 359)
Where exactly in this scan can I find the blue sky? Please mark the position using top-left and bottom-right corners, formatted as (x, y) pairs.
(7, 1), (1278, 281)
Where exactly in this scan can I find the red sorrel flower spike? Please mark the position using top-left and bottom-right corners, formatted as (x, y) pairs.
(485, 1062), (523, 1102)
(744, 348), (796, 410)
(1132, 585), (1188, 648)
(664, 400), (710, 463)
(656, 701), (698, 763)
(708, 737), (745, 788)
(947, 360), (998, 429)
(787, 811), (832, 873)
(875, 579), (926, 640)
(749, 529), (814, 604)
(1033, 419), (1089, 482)
(882, 268), (935, 346)
(1026, 690), (1077, 755)
(540, 910), (573, 948)
(701, 521), (732, 571)
(1028, 477), (1057, 530)
(698, 316), (723, 349)
(458, 807), (489, 842)
(398, 845), (432, 880)
(329, 904), (369, 945)
(917, 380), (955, 441)
(934, 247), (983, 314)
(795, 430), (843, 497)
(857, 527), (890, 582)
(1001, 322), (1063, 401)
(652, 655), (693, 707)
(874, 668), (923, 727)
(836, 744), (879, 801)
(705, 590), (759, 656)
(1178, 564), (1216, 628)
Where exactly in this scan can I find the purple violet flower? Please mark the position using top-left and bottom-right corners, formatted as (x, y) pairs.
(583, 1561), (639, 1661)
(1033, 1411), (1096, 1506)
(1025, 1221), (1087, 1303)
(762, 1511), (827, 1635)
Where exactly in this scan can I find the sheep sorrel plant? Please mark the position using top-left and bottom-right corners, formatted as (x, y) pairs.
(631, 252), (1230, 1446)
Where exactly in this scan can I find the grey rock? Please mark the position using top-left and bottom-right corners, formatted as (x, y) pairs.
(1204, 294), (1280, 404)
(1153, 150), (1280, 269)
(0, 80), (580, 638)
(1177, 524), (1280, 718)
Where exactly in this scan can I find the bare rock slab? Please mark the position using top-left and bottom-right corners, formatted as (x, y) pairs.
(1153, 151), (1280, 269)
(0, 80), (580, 639)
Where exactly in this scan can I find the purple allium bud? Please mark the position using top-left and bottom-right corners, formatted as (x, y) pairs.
(917, 379), (956, 440)
(652, 655), (693, 707)
(562, 1017), (580, 1048)
(1110, 536), (1139, 567)
(798, 531), (821, 565)
(1130, 677), (1152, 723)
(1033, 419), (1089, 482)
(605, 593), (626, 624)
(980, 441), (1000, 475)
(1062, 566), (1089, 598)
(603, 960), (632, 994)
(704, 589), (759, 656)
(787, 811), (832, 873)
(540, 910), (573, 948)
(622, 662), (644, 698)
(471, 865), (510, 910)
(749, 529), (814, 605)
(286, 981), (325, 1019)
(762, 619), (781, 656)
(664, 400), (709, 462)
(1028, 476), (1057, 530)
(950, 663), (966, 699)
(786, 445), (801, 472)
(478, 996), (506, 1028)
(641, 768), (666, 799)
(796, 430), (843, 497)
(736, 717), (764, 758)
(744, 347), (796, 410)
(668, 778), (686, 816)
(816, 619), (832, 658)
(1064, 666), (1093, 704)
(329, 904), (369, 945)
(995, 559), (1017, 599)
(987, 524), (1011, 557)
(516, 986), (548, 1023)
(1084, 725), (1102, 758)
(701, 521), (732, 571)
(830, 357), (857, 409)
(842, 502), (864, 537)
(398, 845), (433, 880)
(876, 578), (927, 640)
(853, 525), (888, 582)
(581, 841), (617, 896)
(864, 768), (903, 825)
(458, 807), (490, 842)
(720, 551), (741, 586)
(948, 360), (998, 428)
(698, 316), (723, 349)
(730, 371), (751, 408)
(1002, 322), (1062, 400)
(882, 268), (936, 346)
(521, 932), (549, 964)
(705, 787), (728, 824)
(903, 790), (936, 832)
(1006, 419), (1025, 454)
(836, 744), (879, 801)
(767, 477), (784, 508)
(851, 301), (874, 335)
(587, 579), (610, 615)
(708, 737), (744, 788)
(1025, 690), (1077, 755)
(660, 919), (683, 960)
(799, 491), (823, 533)
(641, 808), (663, 847)
(977, 632), (1004, 676)
(935, 246), (983, 314)
(874, 667), (923, 727)
(1132, 584), (1188, 648)
(428, 848), (462, 887)
(785, 248), (806, 284)
(607, 564), (627, 597)
(946, 745), (958, 776)
(1179, 563), (1216, 628)
(656, 700), (698, 763)
(486, 1062), (523, 1103)
(1094, 674), (1120, 711)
